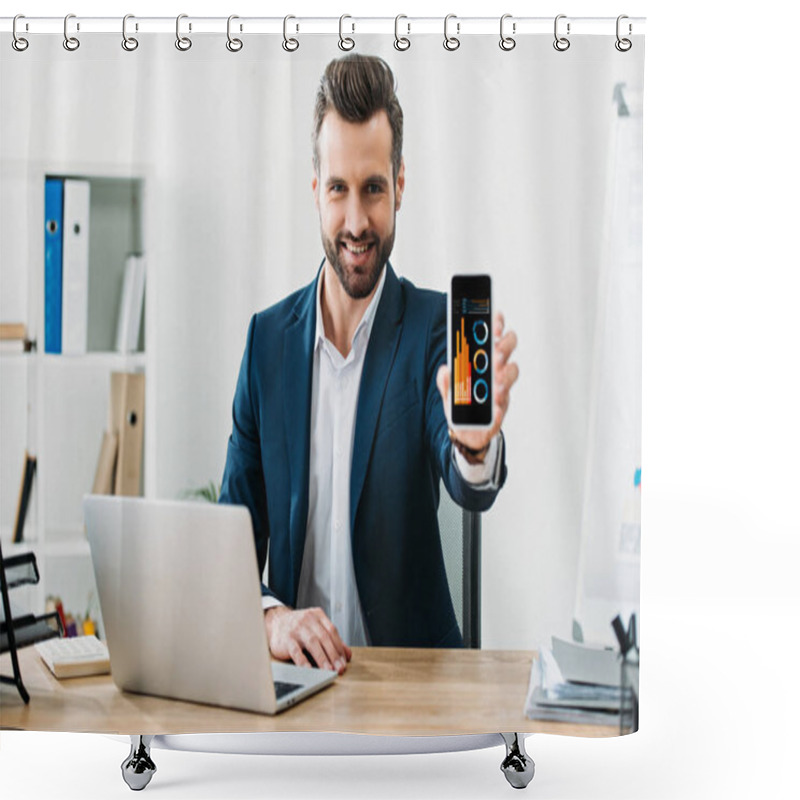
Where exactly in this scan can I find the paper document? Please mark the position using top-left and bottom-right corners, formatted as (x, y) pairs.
(551, 636), (621, 687)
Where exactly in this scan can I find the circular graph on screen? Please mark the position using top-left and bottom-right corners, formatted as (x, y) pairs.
(472, 320), (489, 346)
(473, 349), (489, 375)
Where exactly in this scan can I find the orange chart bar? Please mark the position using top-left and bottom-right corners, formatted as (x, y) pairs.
(455, 317), (472, 405)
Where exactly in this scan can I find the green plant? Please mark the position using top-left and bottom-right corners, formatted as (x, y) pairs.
(180, 480), (220, 503)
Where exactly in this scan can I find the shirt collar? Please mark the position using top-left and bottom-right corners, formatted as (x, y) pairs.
(314, 263), (388, 353)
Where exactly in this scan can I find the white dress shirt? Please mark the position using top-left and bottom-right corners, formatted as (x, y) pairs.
(263, 266), (502, 647)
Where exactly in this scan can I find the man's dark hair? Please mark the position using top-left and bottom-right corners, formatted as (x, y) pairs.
(312, 54), (403, 180)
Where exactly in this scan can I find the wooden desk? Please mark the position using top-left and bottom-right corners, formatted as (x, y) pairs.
(1, 646), (617, 738)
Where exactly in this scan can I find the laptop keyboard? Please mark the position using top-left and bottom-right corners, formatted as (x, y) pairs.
(274, 680), (303, 700)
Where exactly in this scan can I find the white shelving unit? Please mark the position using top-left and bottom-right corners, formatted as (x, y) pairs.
(0, 166), (149, 636)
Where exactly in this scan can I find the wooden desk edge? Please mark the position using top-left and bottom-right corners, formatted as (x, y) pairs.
(1, 646), (621, 739)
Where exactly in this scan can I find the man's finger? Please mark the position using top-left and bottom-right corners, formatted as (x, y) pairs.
(494, 311), (505, 337)
(303, 634), (334, 672)
(312, 623), (348, 673)
(287, 640), (312, 669)
(317, 613), (352, 666)
(495, 330), (518, 364)
(495, 362), (519, 395)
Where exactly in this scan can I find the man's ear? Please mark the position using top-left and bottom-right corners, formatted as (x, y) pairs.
(395, 158), (406, 211)
(312, 165), (319, 211)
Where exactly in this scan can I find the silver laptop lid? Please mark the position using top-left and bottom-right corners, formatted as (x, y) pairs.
(83, 495), (277, 714)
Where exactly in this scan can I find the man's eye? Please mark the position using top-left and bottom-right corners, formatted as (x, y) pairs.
(366, 184), (384, 194)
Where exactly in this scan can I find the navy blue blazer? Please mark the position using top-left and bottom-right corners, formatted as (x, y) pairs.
(219, 264), (507, 648)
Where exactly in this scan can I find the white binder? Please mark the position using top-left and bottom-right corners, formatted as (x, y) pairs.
(115, 254), (146, 353)
(61, 179), (90, 355)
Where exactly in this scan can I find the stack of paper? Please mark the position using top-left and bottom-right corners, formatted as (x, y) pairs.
(525, 637), (626, 725)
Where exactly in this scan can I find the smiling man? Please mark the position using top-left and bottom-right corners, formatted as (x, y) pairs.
(220, 54), (519, 674)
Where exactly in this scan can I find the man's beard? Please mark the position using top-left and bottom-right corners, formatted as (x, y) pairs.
(323, 224), (396, 300)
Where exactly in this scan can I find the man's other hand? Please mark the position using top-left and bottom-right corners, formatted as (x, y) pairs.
(264, 606), (352, 675)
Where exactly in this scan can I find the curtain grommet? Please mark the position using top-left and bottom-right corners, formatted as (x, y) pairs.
(394, 15), (411, 51)
(63, 13), (80, 52)
(444, 14), (460, 51)
(282, 15), (299, 52)
(338, 14), (355, 51)
(122, 14), (139, 52)
(553, 14), (570, 52)
(499, 14), (516, 51)
(615, 15), (633, 52)
(12, 15), (29, 51)
(226, 15), (243, 52)
(175, 14), (192, 51)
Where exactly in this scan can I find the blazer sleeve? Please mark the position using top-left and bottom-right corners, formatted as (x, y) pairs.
(218, 314), (277, 601)
(423, 297), (507, 512)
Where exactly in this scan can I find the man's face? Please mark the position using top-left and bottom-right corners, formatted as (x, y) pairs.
(313, 109), (404, 299)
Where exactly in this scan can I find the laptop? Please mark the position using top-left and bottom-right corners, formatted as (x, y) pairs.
(83, 495), (337, 714)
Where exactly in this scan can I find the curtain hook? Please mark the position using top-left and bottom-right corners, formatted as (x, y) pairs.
(282, 15), (299, 52)
(553, 14), (571, 52)
(615, 15), (632, 52)
(443, 14), (460, 51)
(12, 15), (29, 52)
(63, 13), (80, 51)
(394, 14), (410, 51)
(499, 14), (516, 51)
(175, 14), (192, 51)
(339, 14), (355, 51)
(226, 15), (243, 52)
(122, 14), (139, 52)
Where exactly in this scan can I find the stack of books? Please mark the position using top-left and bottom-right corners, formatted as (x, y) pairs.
(525, 636), (627, 726)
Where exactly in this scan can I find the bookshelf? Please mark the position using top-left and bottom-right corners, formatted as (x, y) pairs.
(0, 167), (149, 639)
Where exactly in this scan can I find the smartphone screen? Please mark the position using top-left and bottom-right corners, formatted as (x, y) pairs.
(450, 274), (492, 428)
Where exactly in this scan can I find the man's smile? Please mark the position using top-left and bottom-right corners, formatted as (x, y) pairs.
(339, 238), (376, 267)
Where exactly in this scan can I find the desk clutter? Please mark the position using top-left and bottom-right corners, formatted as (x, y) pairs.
(35, 634), (110, 679)
(525, 628), (639, 734)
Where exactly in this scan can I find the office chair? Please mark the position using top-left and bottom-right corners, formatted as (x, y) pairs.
(437, 483), (481, 649)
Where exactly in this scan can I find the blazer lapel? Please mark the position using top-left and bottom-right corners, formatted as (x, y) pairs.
(283, 274), (318, 601)
(350, 264), (405, 532)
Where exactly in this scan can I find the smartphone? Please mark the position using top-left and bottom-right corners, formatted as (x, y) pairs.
(448, 274), (493, 429)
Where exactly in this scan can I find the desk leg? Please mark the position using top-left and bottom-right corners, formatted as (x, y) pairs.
(500, 733), (535, 789)
(122, 735), (157, 791)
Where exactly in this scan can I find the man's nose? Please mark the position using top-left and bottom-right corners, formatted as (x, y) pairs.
(344, 195), (369, 239)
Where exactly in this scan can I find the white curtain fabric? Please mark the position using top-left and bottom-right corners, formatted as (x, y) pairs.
(1, 32), (645, 650)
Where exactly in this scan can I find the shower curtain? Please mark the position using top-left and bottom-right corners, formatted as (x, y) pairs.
(0, 15), (645, 797)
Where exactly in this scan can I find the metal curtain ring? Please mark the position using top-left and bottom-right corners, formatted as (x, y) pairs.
(175, 14), (192, 51)
(226, 15), (243, 52)
(63, 13), (80, 51)
(394, 14), (410, 51)
(443, 14), (460, 51)
(12, 15), (29, 51)
(282, 15), (299, 51)
(553, 14), (570, 51)
(615, 15), (632, 51)
(339, 15), (355, 51)
(122, 14), (139, 51)
(499, 14), (516, 51)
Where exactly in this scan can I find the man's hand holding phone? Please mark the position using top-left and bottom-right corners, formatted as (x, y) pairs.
(437, 310), (519, 459)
